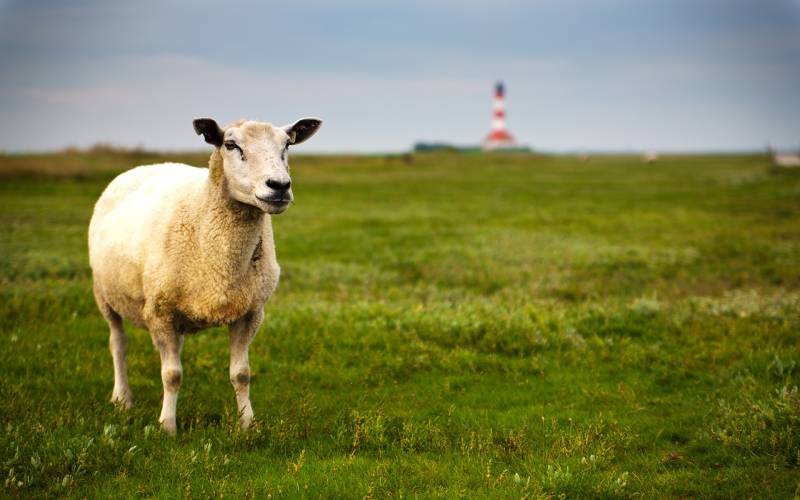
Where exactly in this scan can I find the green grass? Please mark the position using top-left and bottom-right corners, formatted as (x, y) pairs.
(1, 151), (799, 498)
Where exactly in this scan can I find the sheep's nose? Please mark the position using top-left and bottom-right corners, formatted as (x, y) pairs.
(266, 179), (291, 192)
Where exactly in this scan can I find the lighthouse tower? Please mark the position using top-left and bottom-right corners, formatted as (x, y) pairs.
(483, 81), (518, 151)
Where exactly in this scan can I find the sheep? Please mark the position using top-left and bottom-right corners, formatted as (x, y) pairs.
(642, 151), (658, 164)
(773, 153), (800, 168)
(88, 116), (322, 434)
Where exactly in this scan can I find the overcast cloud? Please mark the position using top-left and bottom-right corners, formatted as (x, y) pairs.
(0, 0), (798, 152)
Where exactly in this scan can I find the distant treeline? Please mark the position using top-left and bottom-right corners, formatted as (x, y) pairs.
(413, 142), (531, 153)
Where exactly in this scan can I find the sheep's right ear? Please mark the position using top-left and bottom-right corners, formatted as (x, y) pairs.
(193, 118), (224, 147)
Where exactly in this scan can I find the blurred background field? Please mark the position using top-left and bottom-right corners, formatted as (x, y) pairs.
(1, 151), (798, 497)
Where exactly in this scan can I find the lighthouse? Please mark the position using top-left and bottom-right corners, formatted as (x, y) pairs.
(483, 81), (518, 151)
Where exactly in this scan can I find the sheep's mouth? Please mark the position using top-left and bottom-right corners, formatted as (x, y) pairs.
(256, 195), (292, 214)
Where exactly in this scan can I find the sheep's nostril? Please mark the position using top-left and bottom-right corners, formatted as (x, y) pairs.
(266, 179), (291, 191)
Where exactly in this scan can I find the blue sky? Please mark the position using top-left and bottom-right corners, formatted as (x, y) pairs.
(0, 0), (798, 152)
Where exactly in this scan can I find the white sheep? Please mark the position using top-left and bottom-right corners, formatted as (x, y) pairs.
(773, 153), (800, 168)
(642, 151), (658, 164)
(88, 116), (322, 434)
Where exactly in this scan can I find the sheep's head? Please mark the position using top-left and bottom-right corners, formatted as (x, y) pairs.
(193, 117), (322, 214)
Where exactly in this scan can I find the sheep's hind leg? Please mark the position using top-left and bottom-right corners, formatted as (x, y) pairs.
(154, 329), (184, 436)
(229, 310), (264, 430)
(100, 304), (133, 409)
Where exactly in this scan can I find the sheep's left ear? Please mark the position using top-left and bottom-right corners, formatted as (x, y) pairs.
(284, 118), (322, 145)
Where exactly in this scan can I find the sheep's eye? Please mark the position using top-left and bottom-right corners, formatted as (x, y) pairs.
(224, 141), (246, 160)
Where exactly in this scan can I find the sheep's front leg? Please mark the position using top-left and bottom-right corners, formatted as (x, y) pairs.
(154, 330), (184, 435)
(229, 310), (264, 430)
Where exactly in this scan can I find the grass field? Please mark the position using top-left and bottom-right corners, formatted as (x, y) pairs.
(1, 150), (799, 498)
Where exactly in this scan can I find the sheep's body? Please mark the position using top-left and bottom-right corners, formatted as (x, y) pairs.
(88, 117), (321, 434)
(89, 161), (279, 333)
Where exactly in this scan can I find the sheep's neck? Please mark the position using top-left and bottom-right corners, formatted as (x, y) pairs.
(197, 151), (265, 283)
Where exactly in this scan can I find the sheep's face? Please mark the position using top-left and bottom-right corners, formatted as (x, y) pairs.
(193, 117), (322, 215)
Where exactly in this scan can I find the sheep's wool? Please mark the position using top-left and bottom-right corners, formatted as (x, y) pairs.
(89, 157), (280, 332)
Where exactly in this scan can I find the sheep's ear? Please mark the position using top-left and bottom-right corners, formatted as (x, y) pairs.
(193, 118), (224, 147)
(284, 117), (322, 145)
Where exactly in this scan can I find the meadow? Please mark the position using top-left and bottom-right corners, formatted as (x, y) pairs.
(0, 149), (798, 498)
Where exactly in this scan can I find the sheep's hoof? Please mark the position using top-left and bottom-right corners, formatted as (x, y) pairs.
(238, 407), (254, 431)
(240, 417), (253, 432)
(160, 419), (177, 436)
(110, 393), (133, 410)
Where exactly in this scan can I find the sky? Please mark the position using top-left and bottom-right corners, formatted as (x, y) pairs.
(0, 0), (798, 153)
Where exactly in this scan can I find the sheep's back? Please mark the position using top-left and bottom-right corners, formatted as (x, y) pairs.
(88, 163), (206, 300)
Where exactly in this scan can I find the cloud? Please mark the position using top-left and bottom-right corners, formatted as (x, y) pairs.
(0, 0), (798, 152)
(0, 54), (498, 151)
(3, 48), (799, 152)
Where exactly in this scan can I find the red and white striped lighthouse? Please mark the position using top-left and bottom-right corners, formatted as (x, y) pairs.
(483, 81), (518, 151)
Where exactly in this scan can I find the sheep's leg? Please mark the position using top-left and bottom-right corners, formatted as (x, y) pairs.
(154, 330), (184, 436)
(103, 307), (133, 408)
(229, 310), (264, 430)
